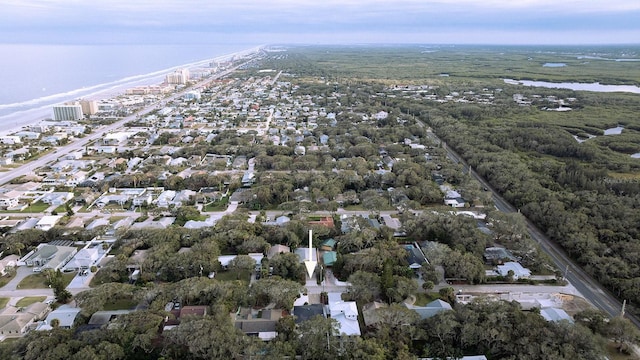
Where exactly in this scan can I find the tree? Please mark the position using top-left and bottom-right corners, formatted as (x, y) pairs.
(346, 271), (381, 303)
(270, 252), (307, 283)
(164, 316), (254, 359)
(228, 255), (256, 272)
(606, 316), (640, 354)
(295, 315), (340, 360)
(44, 269), (72, 304)
(342, 337), (387, 360)
(248, 277), (304, 309)
(49, 318), (60, 328)
(438, 287), (456, 305)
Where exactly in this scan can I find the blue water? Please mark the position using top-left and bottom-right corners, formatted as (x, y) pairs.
(543, 63), (566, 67)
(0, 43), (256, 117)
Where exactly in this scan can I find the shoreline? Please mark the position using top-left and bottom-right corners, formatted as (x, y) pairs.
(0, 45), (263, 137)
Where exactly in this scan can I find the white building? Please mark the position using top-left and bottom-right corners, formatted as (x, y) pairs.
(53, 104), (83, 121)
(0, 196), (18, 210)
(155, 190), (176, 208)
(35, 215), (63, 231)
(327, 293), (361, 336)
(166, 68), (190, 85)
(0, 136), (21, 145)
(496, 262), (531, 279)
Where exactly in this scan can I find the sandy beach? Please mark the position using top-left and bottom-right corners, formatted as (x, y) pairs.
(0, 46), (262, 137)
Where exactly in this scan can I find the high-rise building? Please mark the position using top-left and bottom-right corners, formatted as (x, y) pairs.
(53, 103), (83, 121)
(166, 68), (190, 85)
(79, 100), (98, 115)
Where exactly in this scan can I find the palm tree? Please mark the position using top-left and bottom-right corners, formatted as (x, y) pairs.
(50, 318), (60, 328)
(8, 241), (25, 257)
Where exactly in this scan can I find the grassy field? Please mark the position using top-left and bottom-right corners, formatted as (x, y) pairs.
(413, 292), (439, 307)
(17, 272), (76, 289)
(204, 197), (229, 211)
(15, 296), (47, 307)
(214, 270), (251, 283)
(21, 201), (50, 213)
(0, 272), (17, 288)
(0, 298), (9, 308)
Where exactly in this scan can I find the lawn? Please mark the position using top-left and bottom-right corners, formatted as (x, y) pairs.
(17, 272), (76, 289)
(22, 201), (50, 213)
(413, 292), (439, 307)
(15, 296), (47, 307)
(214, 270), (251, 283)
(0, 272), (17, 288)
(0, 298), (9, 308)
(204, 197), (229, 211)
(53, 204), (68, 214)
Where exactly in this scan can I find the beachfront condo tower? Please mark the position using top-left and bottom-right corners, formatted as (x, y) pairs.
(53, 103), (84, 121)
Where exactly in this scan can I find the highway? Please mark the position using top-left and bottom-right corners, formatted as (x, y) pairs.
(438, 132), (640, 327)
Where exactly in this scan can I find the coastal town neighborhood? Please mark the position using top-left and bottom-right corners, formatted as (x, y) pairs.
(0, 47), (632, 359)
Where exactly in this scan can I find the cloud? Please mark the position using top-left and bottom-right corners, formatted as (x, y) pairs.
(1, 0), (638, 44)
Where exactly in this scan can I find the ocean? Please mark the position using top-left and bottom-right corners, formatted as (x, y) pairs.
(0, 43), (257, 132)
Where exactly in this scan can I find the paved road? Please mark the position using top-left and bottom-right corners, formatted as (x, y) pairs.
(437, 130), (637, 326)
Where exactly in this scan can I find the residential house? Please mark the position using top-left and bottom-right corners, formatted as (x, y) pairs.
(267, 244), (291, 259)
(0, 195), (19, 210)
(405, 299), (453, 320)
(483, 247), (517, 264)
(322, 251), (337, 266)
(218, 253), (263, 269)
(39, 305), (81, 330)
(0, 303), (49, 339)
(320, 239), (337, 251)
(308, 216), (334, 228)
(443, 188), (466, 208)
(404, 244), (428, 269)
(183, 217), (217, 229)
(294, 247), (317, 264)
(63, 247), (100, 271)
(35, 215), (63, 231)
(540, 308), (574, 323)
(262, 215), (290, 227)
(171, 190), (196, 207)
(327, 293), (361, 336)
(232, 308), (284, 340)
(361, 302), (388, 328)
(133, 193), (153, 207)
(163, 305), (208, 331)
(496, 262), (531, 280)
(0, 255), (19, 276)
(0, 136), (21, 145)
(40, 192), (73, 206)
(155, 190), (176, 208)
(293, 304), (325, 324)
(88, 310), (133, 328)
(24, 243), (77, 271)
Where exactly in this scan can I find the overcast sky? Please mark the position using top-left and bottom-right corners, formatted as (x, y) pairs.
(1, 0), (639, 45)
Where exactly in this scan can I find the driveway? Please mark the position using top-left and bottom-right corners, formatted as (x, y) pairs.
(3, 265), (35, 291)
